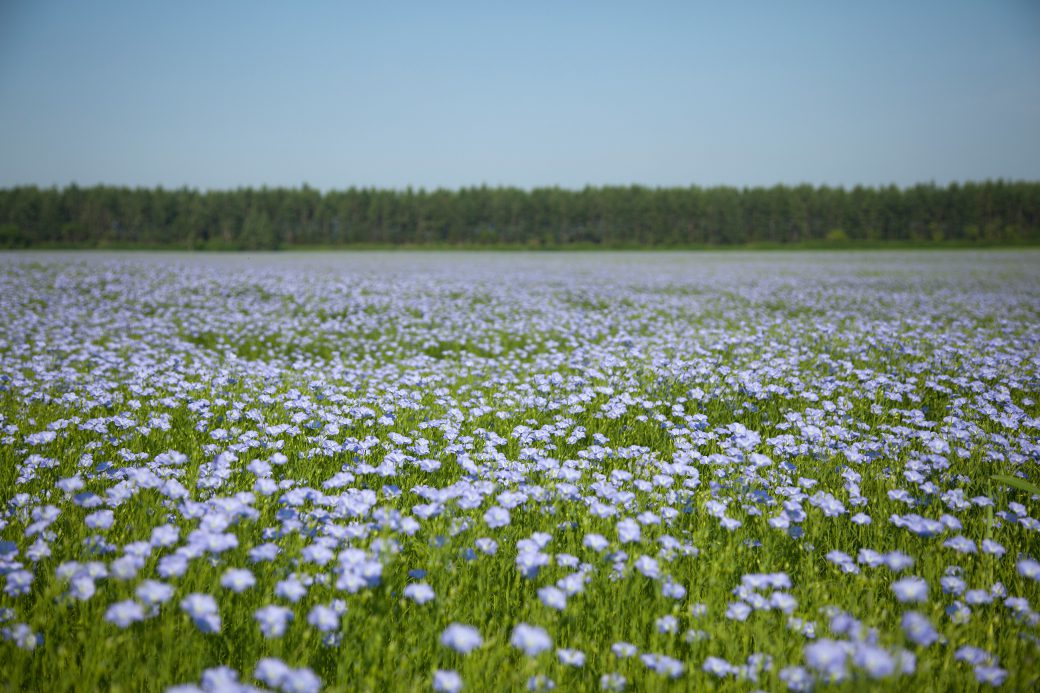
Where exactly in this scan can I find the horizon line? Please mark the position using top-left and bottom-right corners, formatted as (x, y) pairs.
(3, 178), (1039, 195)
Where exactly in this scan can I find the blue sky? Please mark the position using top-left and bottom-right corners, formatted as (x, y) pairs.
(1, 0), (1038, 190)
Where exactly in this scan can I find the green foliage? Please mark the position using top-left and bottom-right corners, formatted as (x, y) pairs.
(0, 181), (1038, 249)
(239, 208), (279, 250)
(0, 223), (29, 248)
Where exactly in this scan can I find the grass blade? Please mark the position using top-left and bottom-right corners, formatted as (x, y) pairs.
(991, 473), (1040, 497)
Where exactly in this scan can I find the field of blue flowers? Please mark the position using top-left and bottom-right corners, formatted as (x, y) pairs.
(1, 251), (1038, 692)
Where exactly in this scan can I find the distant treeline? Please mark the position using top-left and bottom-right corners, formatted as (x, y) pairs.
(1, 181), (1038, 249)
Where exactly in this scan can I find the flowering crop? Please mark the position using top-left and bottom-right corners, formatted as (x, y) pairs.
(0, 250), (1038, 691)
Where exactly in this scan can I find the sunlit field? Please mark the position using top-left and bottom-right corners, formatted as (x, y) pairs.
(1, 251), (1038, 692)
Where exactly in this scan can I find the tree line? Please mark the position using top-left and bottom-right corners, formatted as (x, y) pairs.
(0, 181), (1037, 249)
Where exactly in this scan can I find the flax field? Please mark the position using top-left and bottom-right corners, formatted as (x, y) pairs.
(1, 251), (1038, 692)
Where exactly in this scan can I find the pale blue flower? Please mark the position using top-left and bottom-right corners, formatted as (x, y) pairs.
(946, 601), (972, 624)
(179, 592), (221, 631)
(157, 554), (189, 579)
(891, 576), (928, 603)
(136, 580), (174, 606)
(255, 658), (291, 688)
(255, 605), (293, 638)
(656, 614), (678, 634)
(684, 628), (709, 643)
(69, 575), (96, 601)
(640, 653), (684, 678)
(883, 552), (914, 572)
(634, 555), (660, 579)
(661, 578), (686, 599)
(180, 593), (218, 619)
(249, 542), (280, 563)
(468, 538), (494, 556)
(853, 643), (895, 678)
(516, 550), (550, 579)
(511, 623), (552, 656)
(526, 675), (555, 691)
(307, 604), (339, 632)
(483, 506), (510, 528)
(200, 666), (239, 692)
(85, 510), (115, 530)
(944, 535), (977, 554)
(110, 556), (142, 581)
(105, 600), (145, 628)
(719, 516), (742, 531)
(404, 583), (435, 604)
(974, 665), (1008, 686)
(433, 670), (463, 693)
(805, 639), (848, 682)
(275, 577), (308, 602)
(557, 572), (586, 596)
(281, 666), (321, 693)
(538, 586), (567, 611)
(441, 623), (482, 654)
(778, 665), (813, 692)
(981, 539), (1005, 557)
(612, 641), (638, 658)
(726, 601), (751, 621)
(1017, 558), (1040, 581)
(962, 588), (990, 605)
(583, 533), (609, 552)
(616, 518), (641, 544)
(702, 656), (734, 677)
(557, 648), (585, 667)
(221, 568), (256, 593)
(901, 611), (938, 646)
(150, 524), (179, 548)
(954, 646), (993, 665)
(770, 592), (798, 614)
(4, 623), (40, 651)
(5, 570), (32, 597)
(941, 575), (966, 595)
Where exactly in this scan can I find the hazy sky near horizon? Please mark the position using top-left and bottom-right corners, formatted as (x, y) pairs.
(1, 1), (1038, 191)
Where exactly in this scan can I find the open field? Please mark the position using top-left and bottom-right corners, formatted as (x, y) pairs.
(1, 251), (1038, 691)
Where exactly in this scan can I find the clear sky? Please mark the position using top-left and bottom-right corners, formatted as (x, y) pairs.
(1, 0), (1038, 191)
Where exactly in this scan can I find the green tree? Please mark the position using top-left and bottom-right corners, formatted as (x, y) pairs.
(240, 208), (278, 250)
